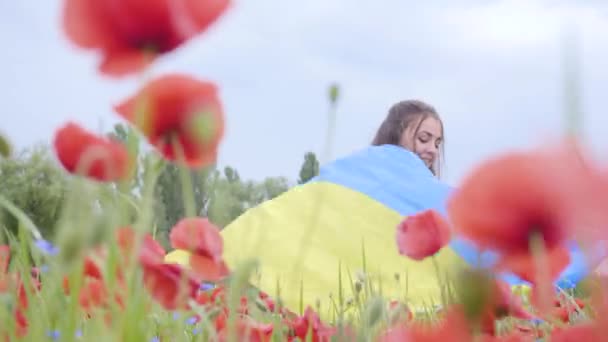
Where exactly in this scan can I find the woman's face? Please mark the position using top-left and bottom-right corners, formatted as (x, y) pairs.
(399, 116), (443, 169)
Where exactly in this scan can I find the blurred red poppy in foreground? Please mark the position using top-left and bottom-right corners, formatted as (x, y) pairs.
(528, 288), (586, 323)
(378, 305), (472, 342)
(396, 209), (451, 261)
(550, 323), (602, 342)
(62, 0), (231, 77)
(53, 122), (130, 182)
(479, 279), (536, 336)
(496, 246), (571, 285)
(114, 74), (225, 168)
(447, 139), (608, 282)
(217, 316), (274, 342)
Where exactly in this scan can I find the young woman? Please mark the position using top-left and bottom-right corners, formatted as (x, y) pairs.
(371, 100), (444, 177)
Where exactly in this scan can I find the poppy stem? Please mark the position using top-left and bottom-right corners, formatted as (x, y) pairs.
(289, 86), (341, 283)
(321, 83), (340, 165)
(529, 233), (552, 314)
(431, 255), (446, 308)
(561, 24), (583, 138)
(225, 259), (259, 342)
(171, 135), (196, 218)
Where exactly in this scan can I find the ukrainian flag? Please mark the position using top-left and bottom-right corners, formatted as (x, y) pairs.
(219, 145), (468, 314)
(166, 145), (598, 315)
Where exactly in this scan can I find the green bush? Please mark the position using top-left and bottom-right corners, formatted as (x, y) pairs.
(0, 145), (68, 239)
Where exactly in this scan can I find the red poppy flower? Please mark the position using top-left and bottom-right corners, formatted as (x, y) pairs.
(396, 209), (451, 261)
(286, 307), (337, 342)
(116, 226), (140, 257)
(62, 251), (108, 296)
(258, 291), (276, 312)
(447, 139), (606, 258)
(114, 74), (224, 168)
(141, 262), (200, 310)
(169, 217), (229, 281)
(128, 226), (200, 310)
(529, 289), (585, 323)
(83, 256), (104, 279)
(195, 285), (226, 306)
(551, 323), (602, 342)
(388, 300), (414, 325)
(59, 247), (128, 316)
(170, 218), (223, 258)
(377, 305), (471, 342)
(496, 246), (571, 285)
(62, 0), (231, 77)
(0, 248), (39, 312)
(0, 247), (39, 339)
(79, 277), (108, 312)
(139, 234), (168, 266)
(14, 309), (28, 338)
(189, 255), (230, 282)
(115, 226), (166, 266)
(479, 332), (537, 341)
(514, 324), (545, 340)
(217, 316), (274, 342)
(53, 122), (130, 182)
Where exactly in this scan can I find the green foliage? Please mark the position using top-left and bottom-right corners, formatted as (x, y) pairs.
(256, 176), (290, 201)
(206, 168), (248, 228)
(107, 123), (143, 194)
(151, 161), (290, 246)
(206, 167), (290, 228)
(107, 122), (129, 143)
(0, 129), (292, 245)
(152, 161), (215, 246)
(0, 145), (68, 239)
(298, 151), (320, 184)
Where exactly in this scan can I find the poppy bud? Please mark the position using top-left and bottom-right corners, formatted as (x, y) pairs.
(328, 83), (340, 105)
(0, 133), (11, 158)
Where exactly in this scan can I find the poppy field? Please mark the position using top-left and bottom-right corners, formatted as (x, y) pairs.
(2, 1), (608, 341)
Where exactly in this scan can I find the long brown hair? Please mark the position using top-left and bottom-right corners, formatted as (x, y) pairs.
(371, 100), (444, 176)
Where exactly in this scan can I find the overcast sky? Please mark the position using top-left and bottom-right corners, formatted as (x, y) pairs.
(2, 0), (607, 186)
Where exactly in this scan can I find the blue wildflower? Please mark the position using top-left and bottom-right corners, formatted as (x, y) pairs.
(150, 337), (160, 342)
(199, 282), (214, 291)
(46, 330), (60, 340)
(531, 318), (544, 325)
(186, 316), (198, 325)
(35, 239), (58, 256)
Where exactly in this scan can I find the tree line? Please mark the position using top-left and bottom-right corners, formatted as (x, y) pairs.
(0, 123), (320, 249)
